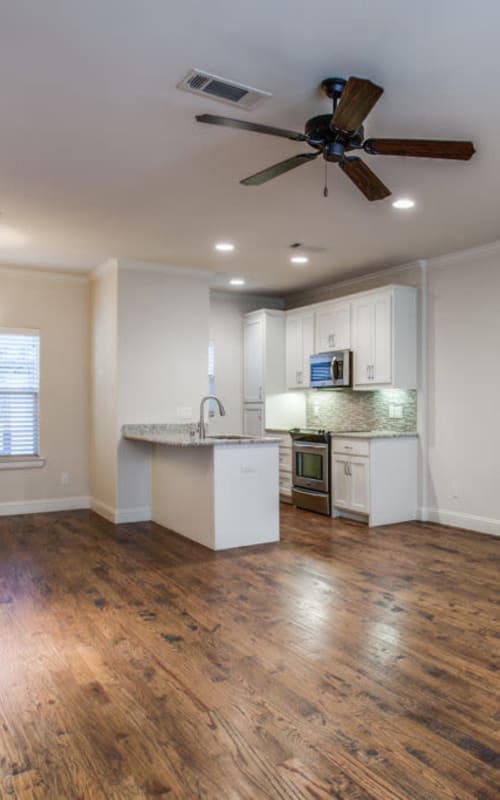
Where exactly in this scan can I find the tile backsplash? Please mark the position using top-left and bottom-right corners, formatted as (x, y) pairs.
(306, 388), (417, 432)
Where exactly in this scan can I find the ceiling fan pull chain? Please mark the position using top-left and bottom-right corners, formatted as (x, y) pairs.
(323, 161), (329, 198)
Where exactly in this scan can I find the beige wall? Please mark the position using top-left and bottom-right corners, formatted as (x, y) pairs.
(0, 267), (89, 509)
(426, 246), (500, 532)
(89, 262), (118, 514)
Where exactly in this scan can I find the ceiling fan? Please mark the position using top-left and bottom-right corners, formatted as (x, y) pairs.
(196, 76), (475, 201)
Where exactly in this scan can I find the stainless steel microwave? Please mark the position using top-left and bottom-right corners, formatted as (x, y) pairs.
(310, 350), (353, 388)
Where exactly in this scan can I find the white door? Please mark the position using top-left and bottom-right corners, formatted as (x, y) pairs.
(333, 456), (351, 509)
(350, 457), (370, 514)
(243, 404), (264, 436)
(243, 316), (264, 402)
(372, 291), (392, 385)
(286, 314), (302, 389)
(352, 298), (373, 386)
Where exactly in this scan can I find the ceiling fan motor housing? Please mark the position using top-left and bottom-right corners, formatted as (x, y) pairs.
(305, 114), (364, 160)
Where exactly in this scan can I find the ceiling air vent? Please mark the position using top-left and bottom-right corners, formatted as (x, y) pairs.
(177, 69), (271, 111)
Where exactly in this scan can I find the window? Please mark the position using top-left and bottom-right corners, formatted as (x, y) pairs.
(0, 330), (40, 457)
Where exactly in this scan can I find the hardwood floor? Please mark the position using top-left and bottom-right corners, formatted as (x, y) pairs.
(0, 507), (498, 799)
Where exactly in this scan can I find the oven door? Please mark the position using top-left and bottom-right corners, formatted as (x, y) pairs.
(293, 443), (329, 493)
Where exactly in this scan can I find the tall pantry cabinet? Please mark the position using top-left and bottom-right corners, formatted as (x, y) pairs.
(243, 309), (285, 435)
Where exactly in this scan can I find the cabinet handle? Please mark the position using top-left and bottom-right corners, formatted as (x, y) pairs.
(366, 364), (370, 380)
(348, 462), (352, 476)
(298, 371), (302, 384)
(259, 386), (263, 400)
(344, 462), (347, 476)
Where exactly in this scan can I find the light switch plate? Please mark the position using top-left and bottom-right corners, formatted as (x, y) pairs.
(177, 406), (193, 421)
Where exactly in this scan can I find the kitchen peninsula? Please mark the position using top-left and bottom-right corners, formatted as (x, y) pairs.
(122, 424), (280, 550)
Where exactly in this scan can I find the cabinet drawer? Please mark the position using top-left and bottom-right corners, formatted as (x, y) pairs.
(332, 438), (370, 457)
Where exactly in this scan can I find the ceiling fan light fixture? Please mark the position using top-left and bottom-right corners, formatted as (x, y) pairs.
(215, 241), (235, 252)
(392, 198), (415, 210)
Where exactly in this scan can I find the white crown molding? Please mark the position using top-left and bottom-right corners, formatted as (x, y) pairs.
(0, 263), (88, 284)
(117, 258), (213, 281)
(90, 258), (119, 281)
(425, 238), (500, 270)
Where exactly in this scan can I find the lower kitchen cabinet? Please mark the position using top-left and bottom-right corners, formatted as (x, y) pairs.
(266, 430), (292, 503)
(332, 435), (417, 526)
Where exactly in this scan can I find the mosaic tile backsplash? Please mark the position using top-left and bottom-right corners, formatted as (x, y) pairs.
(306, 388), (417, 432)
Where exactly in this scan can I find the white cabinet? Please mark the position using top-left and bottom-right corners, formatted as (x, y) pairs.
(243, 315), (265, 403)
(286, 310), (314, 389)
(352, 287), (416, 390)
(267, 430), (292, 502)
(332, 454), (370, 514)
(315, 300), (351, 352)
(331, 435), (418, 526)
(243, 309), (285, 403)
(243, 404), (264, 436)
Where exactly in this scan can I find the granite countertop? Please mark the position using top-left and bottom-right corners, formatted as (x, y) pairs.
(329, 430), (418, 439)
(122, 424), (280, 447)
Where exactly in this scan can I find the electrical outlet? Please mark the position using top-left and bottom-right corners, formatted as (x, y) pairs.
(451, 482), (459, 498)
(389, 404), (404, 418)
(60, 472), (70, 486)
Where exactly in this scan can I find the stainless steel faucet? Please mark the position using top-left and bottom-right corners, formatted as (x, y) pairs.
(199, 395), (226, 439)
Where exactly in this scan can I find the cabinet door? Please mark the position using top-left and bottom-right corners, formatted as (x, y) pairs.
(300, 312), (315, 388)
(316, 301), (351, 352)
(243, 316), (264, 402)
(352, 297), (373, 385)
(316, 306), (336, 352)
(372, 291), (392, 384)
(350, 457), (370, 514)
(333, 456), (351, 509)
(243, 404), (264, 436)
(286, 314), (302, 389)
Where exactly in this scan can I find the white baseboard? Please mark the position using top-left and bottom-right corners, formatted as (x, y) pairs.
(420, 507), (500, 537)
(0, 496), (90, 517)
(90, 497), (151, 524)
(114, 507), (151, 524)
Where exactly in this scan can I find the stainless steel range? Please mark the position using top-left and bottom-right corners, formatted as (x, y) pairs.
(290, 428), (330, 516)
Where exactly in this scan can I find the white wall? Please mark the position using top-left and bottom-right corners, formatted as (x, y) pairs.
(0, 267), (89, 512)
(209, 291), (284, 434)
(102, 264), (211, 518)
(425, 245), (500, 534)
(89, 261), (118, 516)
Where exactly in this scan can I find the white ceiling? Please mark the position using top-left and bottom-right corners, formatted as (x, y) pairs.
(0, 0), (499, 292)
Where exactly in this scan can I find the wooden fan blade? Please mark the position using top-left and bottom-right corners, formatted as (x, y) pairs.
(196, 114), (307, 142)
(364, 138), (475, 160)
(240, 153), (318, 186)
(332, 77), (384, 132)
(339, 157), (391, 201)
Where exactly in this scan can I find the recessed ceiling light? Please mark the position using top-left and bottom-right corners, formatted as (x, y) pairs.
(290, 255), (309, 264)
(230, 278), (245, 286)
(215, 242), (235, 252)
(392, 198), (415, 210)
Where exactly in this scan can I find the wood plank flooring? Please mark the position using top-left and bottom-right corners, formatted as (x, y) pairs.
(0, 506), (498, 799)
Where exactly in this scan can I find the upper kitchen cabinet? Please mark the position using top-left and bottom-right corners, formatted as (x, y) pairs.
(352, 286), (417, 390)
(315, 300), (351, 352)
(243, 309), (285, 402)
(286, 309), (315, 389)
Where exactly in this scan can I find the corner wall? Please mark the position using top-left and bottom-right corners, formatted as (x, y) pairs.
(0, 267), (89, 513)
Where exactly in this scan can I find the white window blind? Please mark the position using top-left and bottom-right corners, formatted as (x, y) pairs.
(0, 330), (40, 457)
